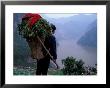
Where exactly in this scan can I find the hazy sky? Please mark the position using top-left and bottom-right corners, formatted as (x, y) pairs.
(41, 13), (95, 19)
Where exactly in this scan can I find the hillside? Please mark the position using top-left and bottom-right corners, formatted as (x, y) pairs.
(14, 13), (31, 66)
(41, 14), (97, 41)
(77, 20), (97, 47)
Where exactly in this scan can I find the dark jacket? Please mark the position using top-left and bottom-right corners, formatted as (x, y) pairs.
(43, 35), (57, 60)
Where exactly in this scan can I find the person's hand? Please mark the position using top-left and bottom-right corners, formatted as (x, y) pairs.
(53, 59), (56, 63)
(51, 56), (56, 62)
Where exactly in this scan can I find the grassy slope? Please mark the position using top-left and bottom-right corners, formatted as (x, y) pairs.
(13, 67), (63, 75)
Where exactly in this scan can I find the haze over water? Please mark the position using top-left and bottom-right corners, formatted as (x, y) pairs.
(56, 39), (97, 68)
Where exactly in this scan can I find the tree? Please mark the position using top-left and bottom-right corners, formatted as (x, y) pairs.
(62, 56), (85, 75)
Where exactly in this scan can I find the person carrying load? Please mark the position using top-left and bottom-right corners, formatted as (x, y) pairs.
(17, 13), (58, 75)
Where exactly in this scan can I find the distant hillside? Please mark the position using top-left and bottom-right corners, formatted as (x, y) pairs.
(77, 20), (97, 47)
(41, 14), (97, 41)
(14, 13), (31, 66)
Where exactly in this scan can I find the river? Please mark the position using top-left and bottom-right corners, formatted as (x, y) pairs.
(56, 39), (97, 68)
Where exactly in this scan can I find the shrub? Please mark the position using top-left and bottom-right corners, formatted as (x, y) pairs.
(62, 56), (85, 75)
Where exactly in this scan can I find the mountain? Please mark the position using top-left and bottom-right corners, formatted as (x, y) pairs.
(41, 14), (97, 41)
(77, 20), (97, 47)
(14, 13), (31, 66)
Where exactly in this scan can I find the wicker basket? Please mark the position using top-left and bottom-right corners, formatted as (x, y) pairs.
(26, 35), (45, 60)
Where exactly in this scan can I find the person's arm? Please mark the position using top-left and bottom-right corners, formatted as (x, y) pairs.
(49, 35), (57, 60)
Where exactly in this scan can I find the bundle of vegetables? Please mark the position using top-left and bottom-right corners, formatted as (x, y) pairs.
(18, 13), (52, 39)
(17, 13), (52, 59)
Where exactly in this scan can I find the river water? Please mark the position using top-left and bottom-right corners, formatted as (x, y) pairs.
(56, 39), (97, 68)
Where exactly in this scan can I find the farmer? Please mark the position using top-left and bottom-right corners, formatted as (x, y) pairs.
(36, 23), (57, 75)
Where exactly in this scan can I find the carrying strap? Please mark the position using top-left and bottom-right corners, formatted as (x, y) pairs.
(37, 36), (59, 69)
